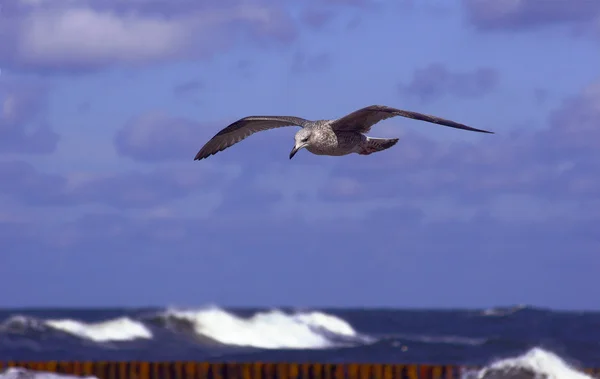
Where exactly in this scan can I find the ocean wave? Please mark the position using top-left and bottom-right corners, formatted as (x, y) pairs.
(478, 304), (556, 318)
(0, 368), (98, 379)
(0, 316), (48, 334)
(1, 314), (152, 343)
(398, 334), (487, 346)
(43, 317), (153, 343)
(465, 347), (592, 379)
(154, 306), (371, 349)
(0, 307), (370, 349)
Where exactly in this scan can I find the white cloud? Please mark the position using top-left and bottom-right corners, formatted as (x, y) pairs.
(1, 1), (297, 71)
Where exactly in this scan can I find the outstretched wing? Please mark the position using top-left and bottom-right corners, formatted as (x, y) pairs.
(194, 116), (310, 161)
(330, 105), (493, 134)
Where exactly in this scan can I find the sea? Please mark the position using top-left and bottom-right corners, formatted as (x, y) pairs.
(1, 305), (599, 379)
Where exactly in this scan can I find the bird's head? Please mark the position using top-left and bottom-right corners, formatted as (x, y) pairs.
(290, 129), (312, 159)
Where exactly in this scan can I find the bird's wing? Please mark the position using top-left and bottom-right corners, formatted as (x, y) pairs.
(330, 105), (494, 134)
(194, 116), (310, 160)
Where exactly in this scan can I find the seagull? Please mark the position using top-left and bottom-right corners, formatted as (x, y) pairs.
(193, 105), (493, 161)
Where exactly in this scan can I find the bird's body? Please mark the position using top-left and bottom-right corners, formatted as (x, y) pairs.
(193, 105), (493, 161)
(299, 121), (363, 156)
(296, 124), (398, 156)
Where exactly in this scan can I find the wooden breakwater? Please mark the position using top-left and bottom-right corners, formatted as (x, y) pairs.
(1, 362), (600, 379)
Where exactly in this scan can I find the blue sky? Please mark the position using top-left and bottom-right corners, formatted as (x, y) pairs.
(1, 0), (599, 310)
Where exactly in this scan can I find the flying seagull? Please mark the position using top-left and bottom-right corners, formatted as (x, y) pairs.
(193, 105), (493, 161)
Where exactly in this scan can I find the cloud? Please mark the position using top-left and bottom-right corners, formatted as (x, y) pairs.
(323, 77), (600, 209)
(0, 0), (298, 73)
(2, 191), (597, 308)
(298, 0), (383, 30)
(317, 0), (381, 8)
(114, 111), (210, 163)
(110, 76), (600, 225)
(290, 51), (332, 74)
(5, 75), (598, 227)
(533, 88), (550, 105)
(399, 63), (499, 103)
(0, 79), (59, 155)
(300, 8), (336, 29)
(173, 79), (204, 99)
(233, 59), (255, 79)
(2, 75), (599, 306)
(114, 110), (303, 166)
(462, 0), (600, 33)
(0, 160), (68, 205)
(0, 159), (230, 209)
(68, 165), (228, 209)
(215, 185), (284, 217)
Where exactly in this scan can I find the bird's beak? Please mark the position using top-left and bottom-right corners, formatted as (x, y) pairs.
(289, 144), (302, 159)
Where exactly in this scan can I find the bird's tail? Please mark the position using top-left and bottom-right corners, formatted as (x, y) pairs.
(358, 137), (399, 155)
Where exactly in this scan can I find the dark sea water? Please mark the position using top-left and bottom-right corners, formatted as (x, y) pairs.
(1, 306), (599, 378)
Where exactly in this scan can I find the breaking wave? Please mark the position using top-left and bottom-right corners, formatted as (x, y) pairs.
(44, 317), (153, 342)
(480, 305), (529, 317)
(154, 306), (372, 349)
(465, 347), (593, 379)
(0, 306), (372, 349)
(1, 315), (152, 343)
(0, 316), (48, 334)
(0, 368), (98, 379)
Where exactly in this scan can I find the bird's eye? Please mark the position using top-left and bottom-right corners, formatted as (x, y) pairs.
(301, 137), (309, 142)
